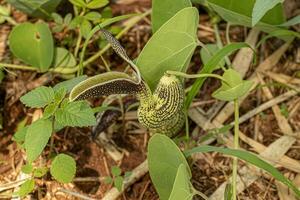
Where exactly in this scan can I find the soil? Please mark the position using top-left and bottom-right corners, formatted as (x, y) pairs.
(0, 0), (300, 200)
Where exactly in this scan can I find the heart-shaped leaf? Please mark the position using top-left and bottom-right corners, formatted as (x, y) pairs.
(53, 47), (76, 68)
(212, 69), (253, 101)
(151, 0), (191, 33)
(207, 0), (285, 33)
(86, 0), (109, 9)
(168, 164), (194, 200)
(137, 7), (198, 91)
(9, 22), (54, 71)
(252, 0), (284, 26)
(148, 134), (191, 200)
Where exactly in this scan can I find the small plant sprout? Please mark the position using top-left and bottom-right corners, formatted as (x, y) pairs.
(104, 166), (131, 192)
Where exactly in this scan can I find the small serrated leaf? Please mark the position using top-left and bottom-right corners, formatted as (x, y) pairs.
(86, 0), (109, 9)
(44, 103), (59, 119)
(124, 171), (132, 179)
(20, 86), (54, 108)
(80, 19), (92, 38)
(13, 126), (28, 145)
(34, 167), (48, 178)
(53, 75), (87, 93)
(69, 0), (86, 7)
(111, 166), (121, 177)
(84, 11), (101, 21)
(25, 119), (53, 163)
(52, 13), (63, 24)
(104, 176), (113, 184)
(17, 179), (35, 197)
(50, 154), (76, 183)
(21, 163), (33, 174)
(114, 176), (124, 192)
(55, 101), (96, 127)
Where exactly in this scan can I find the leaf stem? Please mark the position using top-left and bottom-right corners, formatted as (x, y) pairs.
(48, 118), (56, 159)
(213, 24), (231, 67)
(225, 22), (231, 45)
(232, 98), (239, 200)
(74, 31), (82, 59)
(0, 63), (37, 71)
(166, 70), (230, 86)
(185, 111), (189, 141)
(192, 188), (209, 200)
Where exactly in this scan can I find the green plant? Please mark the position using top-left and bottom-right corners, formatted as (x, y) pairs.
(12, 79), (96, 197)
(0, 5), (16, 25)
(104, 166), (132, 192)
(7, 0), (62, 18)
(148, 134), (300, 200)
(66, 2), (300, 197)
(5, 0), (300, 198)
(9, 22), (54, 72)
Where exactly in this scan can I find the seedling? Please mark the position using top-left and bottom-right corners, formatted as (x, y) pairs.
(13, 79), (96, 197)
(104, 166), (132, 192)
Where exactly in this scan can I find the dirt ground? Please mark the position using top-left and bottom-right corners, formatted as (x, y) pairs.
(0, 0), (300, 199)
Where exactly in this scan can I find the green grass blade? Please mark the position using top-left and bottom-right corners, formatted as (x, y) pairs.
(184, 43), (255, 109)
(279, 15), (300, 27)
(256, 29), (300, 48)
(184, 145), (300, 197)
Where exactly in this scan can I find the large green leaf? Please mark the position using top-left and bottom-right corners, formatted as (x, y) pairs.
(148, 134), (191, 200)
(7, 0), (61, 18)
(168, 164), (194, 200)
(9, 22), (54, 71)
(252, 0), (284, 26)
(137, 7), (198, 91)
(151, 0), (191, 33)
(184, 145), (300, 197)
(207, 0), (285, 33)
(25, 119), (53, 162)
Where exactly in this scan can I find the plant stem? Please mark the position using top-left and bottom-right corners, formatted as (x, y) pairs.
(166, 70), (230, 86)
(213, 24), (231, 66)
(225, 22), (231, 45)
(48, 119), (56, 159)
(74, 31), (82, 58)
(232, 98), (239, 200)
(0, 63), (37, 71)
(185, 111), (189, 141)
